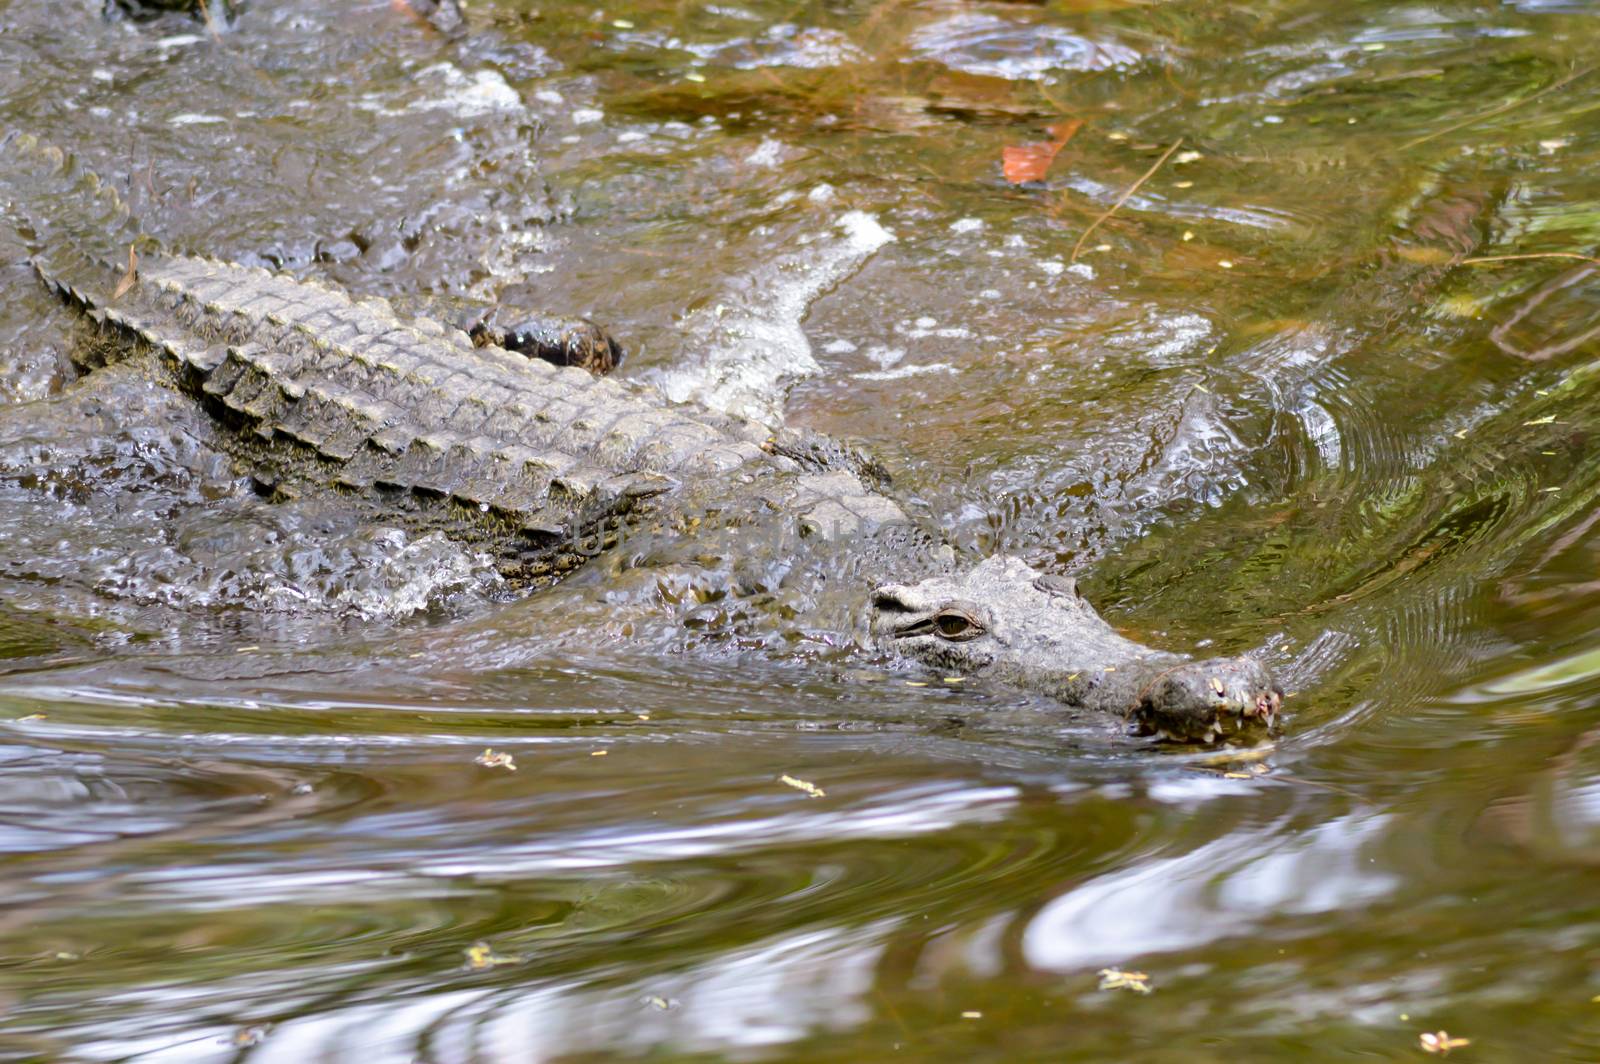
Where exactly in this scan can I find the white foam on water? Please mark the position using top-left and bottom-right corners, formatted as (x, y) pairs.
(854, 362), (957, 381)
(405, 64), (524, 117)
(1143, 311), (1214, 362)
(747, 138), (786, 167)
(865, 344), (904, 369)
(653, 211), (895, 424)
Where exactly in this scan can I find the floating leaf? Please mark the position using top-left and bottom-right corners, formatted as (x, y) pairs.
(474, 748), (516, 771)
(111, 245), (138, 301)
(1002, 119), (1082, 185)
(780, 774), (826, 798)
(1419, 1031), (1470, 1054)
(1097, 968), (1152, 994)
(464, 942), (522, 970)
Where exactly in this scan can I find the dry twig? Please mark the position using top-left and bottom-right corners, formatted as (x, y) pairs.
(1399, 64), (1595, 150)
(1070, 137), (1183, 263)
(1462, 251), (1600, 268)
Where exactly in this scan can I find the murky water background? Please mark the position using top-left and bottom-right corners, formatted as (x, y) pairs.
(3, 0), (1600, 1058)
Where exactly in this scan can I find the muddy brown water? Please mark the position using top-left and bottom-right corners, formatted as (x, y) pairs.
(3, 0), (1600, 1059)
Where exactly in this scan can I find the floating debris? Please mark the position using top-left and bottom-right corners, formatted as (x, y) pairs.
(780, 774), (826, 798)
(591, 750), (608, 757)
(1419, 1031), (1470, 1054)
(464, 942), (522, 970)
(1525, 415), (1557, 425)
(1071, 139), (1184, 261)
(1001, 119), (1082, 185)
(224, 1025), (269, 1047)
(1097, 968), (1152, 994)
(961, 1010), (983, 1019)
(15, 714), (45, 723)
(111, 245), (139, 300)
(474, 748), (516, 772)
(642, 994), (680, 1011)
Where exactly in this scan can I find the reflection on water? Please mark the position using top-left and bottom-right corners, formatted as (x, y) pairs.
(3, 0), (1600, 1058)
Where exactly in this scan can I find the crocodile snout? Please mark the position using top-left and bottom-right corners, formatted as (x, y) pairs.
(1132, 657), (1281, 743)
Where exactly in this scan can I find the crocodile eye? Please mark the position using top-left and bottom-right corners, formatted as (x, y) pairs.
(934, 609), (983, 641)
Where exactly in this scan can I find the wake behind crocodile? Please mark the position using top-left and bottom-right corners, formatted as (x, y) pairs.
(0, 130), (1279, 742)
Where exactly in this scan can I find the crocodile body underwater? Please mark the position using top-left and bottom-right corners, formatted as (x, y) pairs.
(0, 130), (1279, 742)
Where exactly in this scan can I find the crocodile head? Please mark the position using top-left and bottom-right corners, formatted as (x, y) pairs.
(870, 555), (1280, 742)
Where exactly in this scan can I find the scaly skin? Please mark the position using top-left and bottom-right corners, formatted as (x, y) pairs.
(3, 131), (903, 584)
(1, 130), (1279, 740)
(872, 556), (1281, 741)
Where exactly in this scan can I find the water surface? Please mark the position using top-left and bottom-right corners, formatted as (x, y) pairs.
(2, 0), (1600, 1058)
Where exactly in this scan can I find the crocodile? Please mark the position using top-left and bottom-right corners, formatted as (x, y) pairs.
(0, 130), (1279, 742)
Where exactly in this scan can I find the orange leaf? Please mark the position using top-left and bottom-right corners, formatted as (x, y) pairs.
(1002, 119), (1082, 185)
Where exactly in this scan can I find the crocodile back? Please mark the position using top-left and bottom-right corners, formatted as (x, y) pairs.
(2, 130), (773, 577)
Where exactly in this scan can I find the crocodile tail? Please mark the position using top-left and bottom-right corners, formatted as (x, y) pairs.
(0, 130), (150, 308)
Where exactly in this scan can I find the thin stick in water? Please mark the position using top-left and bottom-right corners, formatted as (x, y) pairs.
(1070, 137), (1183, 263)
(1398, 64), (1595, 151)
(1463, 251), (1600, 268)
